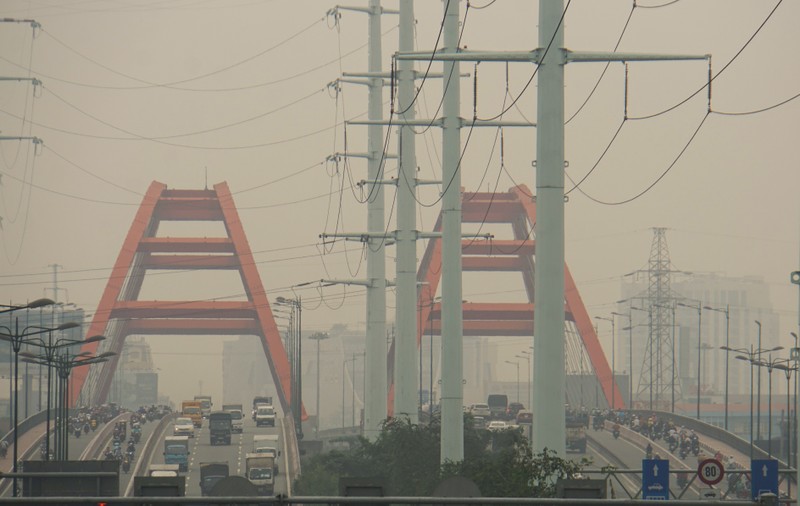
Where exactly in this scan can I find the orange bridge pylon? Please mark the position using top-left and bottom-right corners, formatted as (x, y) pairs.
(390, 185), (624, 411)
(71, 182), (300, 415)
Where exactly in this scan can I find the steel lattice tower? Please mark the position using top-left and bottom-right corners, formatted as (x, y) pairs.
(636, 227), (681, 408)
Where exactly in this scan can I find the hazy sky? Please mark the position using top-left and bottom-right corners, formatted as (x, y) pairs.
(0, 0), (798, 404)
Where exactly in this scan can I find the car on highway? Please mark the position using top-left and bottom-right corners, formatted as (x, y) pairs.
(487, 420), (508, 431)
(469, 403), (490, 417)
(173, 417), (195, 438)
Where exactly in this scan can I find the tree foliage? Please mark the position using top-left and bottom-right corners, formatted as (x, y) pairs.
(294, 415), (583, 497)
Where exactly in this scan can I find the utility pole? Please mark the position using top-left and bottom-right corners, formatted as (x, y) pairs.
(398, 1), (707, 456)
(321, 1), (399, 441)
(393, 0), (419, 424)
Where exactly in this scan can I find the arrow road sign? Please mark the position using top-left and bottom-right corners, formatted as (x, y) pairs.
(750, 459), (778, 501)
(642, 459), (670, 500)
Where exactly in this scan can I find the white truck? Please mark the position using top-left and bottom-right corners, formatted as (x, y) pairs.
(255, 404), (276, 427)
(253, 434), (280, 475)
(245, 452), (275, 495)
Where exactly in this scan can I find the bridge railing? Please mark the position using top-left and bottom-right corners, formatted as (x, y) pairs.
(628, 409), (779, 465)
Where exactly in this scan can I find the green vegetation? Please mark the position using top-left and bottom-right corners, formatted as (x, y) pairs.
(294, 415), (583, 497)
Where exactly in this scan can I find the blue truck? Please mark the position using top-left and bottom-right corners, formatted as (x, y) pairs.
(163, 436), (190, 472)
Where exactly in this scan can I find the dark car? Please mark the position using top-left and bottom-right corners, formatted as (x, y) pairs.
(506, 402), (525, 420)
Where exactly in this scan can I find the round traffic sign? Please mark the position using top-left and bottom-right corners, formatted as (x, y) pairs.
(697, 458), (724, 486)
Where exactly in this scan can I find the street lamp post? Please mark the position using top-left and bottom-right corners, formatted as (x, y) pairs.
(677, 301), (703, 420)
(0, 299), (70, 496)
(729, 343), (783, 459)
(774, 360), (797, 466)
(504, 360), (520, 403)
(276, 296), (302, 440)
(308, 332), (330, 435)
(704, 304), (730, 430)
(22, 349), (114, 460)
(756, 320), (763, 444)
(515, 353), (531, 407)
(612, 311), (631, 409)
(594, 316), (616, 410)
(341, 355), (356, 428)
(25, 331), (105, 460)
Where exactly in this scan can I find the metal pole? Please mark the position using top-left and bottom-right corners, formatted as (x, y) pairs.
(757, 320), (762, 443)
(11, 319), (19, 497)
(697, 305), (702, 420)
(316, 334), (321, 434)
(352, 353), (356, 427)
(724, 305), (730, 430)
(671, 304), (676, 413)
(611, 317), (615, 410)
(440, 0), (464, 464)
(629, 319), (633, 408)
(341, 359), (346, 429)
(297, 298), (303, 439)
(750, 346), (755, 460)
(394, 0), (419, 424)
(430, 298), (434, 417)
(768, 361), (773, 458)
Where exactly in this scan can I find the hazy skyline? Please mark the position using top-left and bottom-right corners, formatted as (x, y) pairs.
(0, 0), (798, 405)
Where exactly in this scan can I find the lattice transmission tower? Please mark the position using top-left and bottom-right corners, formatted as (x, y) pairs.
(636, 227), (682, 409)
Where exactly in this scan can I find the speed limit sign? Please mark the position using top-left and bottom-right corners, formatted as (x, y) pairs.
(697, 458), (725, 486)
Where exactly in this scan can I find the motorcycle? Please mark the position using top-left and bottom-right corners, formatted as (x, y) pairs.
(83, 423), (90, 435)
(74, 426), (81, 439)
(90, 418), (97, 431)
(121, 457), (131, 474)
(679, 444), (689, 460)
(612, 428), (620, 439)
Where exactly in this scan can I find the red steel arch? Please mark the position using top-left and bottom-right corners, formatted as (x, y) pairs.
(71, 181), (300, 415)
(388, 185), (624, 413)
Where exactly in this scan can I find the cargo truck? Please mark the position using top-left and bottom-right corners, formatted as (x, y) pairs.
(565, 421), (587, 453)
(163, 436), (190, 472)
(223, 404), (244, 434)
(245, 453), (275, 495)
(181, 400), (203, 428)
(487, 393), (508, 420)
(195, 395), (213, 418)
(199, 461), (229, 496)
(252, 396), (273, 420)
(255, 404), (276, 427)
(209, 411), (232, 445)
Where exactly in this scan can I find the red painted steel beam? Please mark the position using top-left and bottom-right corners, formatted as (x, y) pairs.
(71, 181), (167, 404)
(137, 237), (235, 254)
(141, 254), (239, 270)
(111, 300), (257, 320)
(461, 240), (535, 256)
(154, 196), (223, 221)
(215, 183), (303, 418)
(565, 264), (625, 409)
(123, 318), (261, 336)
(462, 256), (525, 271)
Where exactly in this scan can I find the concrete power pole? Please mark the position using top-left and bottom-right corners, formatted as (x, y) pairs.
(321, 1), (398, 441)
(392, 0), (419, 423)
(397, 1), (708, 456)
(439, 0), (464, 464)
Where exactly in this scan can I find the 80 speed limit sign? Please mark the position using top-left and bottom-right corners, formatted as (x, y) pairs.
(697, 458), (724, 486)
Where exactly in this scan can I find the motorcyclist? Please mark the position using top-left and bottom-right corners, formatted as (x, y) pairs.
(645, 443), (653, 459)
(612, 422), (621, 439)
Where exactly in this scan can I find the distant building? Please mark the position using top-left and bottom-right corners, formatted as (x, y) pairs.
(620, 272), (780, 415)
(109, 336), (159, 408)
(0, 304), (84, 431)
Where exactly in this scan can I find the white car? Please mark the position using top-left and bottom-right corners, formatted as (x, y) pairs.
(173, 417), (195, 438)
(487, 420), (508, 431)
(470, 403), (491, 417)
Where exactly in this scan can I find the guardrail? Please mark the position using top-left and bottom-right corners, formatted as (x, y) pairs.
(0, 495), (764, 505)
(628, 410), (777, 465)
(123, 412), (176, 497)
(282, 414), (301, 495)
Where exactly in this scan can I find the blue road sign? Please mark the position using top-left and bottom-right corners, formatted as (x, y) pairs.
(751, 459), (778, 500)
(642, 459), (670, 500)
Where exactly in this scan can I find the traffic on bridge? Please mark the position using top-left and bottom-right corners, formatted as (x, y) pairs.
(0, 0), (797, 504)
